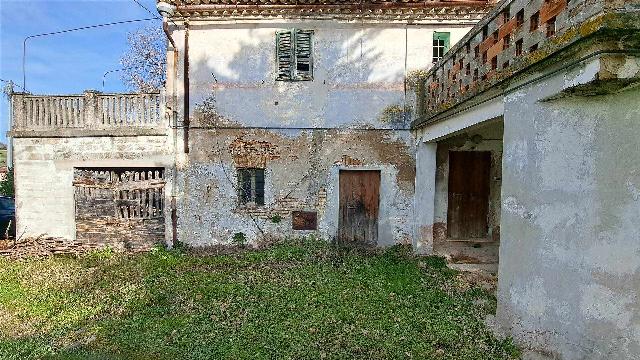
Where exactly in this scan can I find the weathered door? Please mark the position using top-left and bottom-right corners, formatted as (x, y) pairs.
(447, 151), (491, 240)
(74, 168), (165, 251)
(338, 170), (380, 245)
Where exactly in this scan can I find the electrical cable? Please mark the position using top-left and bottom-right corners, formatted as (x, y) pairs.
(22, 17), (159, 91)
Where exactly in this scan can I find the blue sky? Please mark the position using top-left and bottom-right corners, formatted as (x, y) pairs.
(0, 0), (161, 143)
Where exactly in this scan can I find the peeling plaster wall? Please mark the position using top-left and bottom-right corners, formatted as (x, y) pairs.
(176, 128), (415, 246)
(497, 76), (640, 358)
(173, 20), (472, 246)
(13, 136), (173, 242)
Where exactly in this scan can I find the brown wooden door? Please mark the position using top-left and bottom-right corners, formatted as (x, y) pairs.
(338, 170), (381, 246)
(447, 151), (491, 240)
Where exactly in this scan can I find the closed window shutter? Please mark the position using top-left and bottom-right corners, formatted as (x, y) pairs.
(294, 29), (313, 80)
(254, 169), (265, 206)
(276, 30), (293, 80)
(434, 32), (450, 52)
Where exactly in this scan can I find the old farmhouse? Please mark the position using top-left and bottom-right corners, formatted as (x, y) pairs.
(7, 0), (640, 358)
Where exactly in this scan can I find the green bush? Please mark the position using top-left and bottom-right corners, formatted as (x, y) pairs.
(0, 167), (13, 197)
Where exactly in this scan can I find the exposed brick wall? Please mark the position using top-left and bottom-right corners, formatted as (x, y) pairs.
(177, 128), (416, 247)
(415, 0), (620, 123)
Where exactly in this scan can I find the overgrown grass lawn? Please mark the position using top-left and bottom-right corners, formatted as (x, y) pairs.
(0, 239), (519, 359)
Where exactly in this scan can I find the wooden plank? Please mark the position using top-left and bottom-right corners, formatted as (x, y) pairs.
(338, 170), (380, 246)
(447, 151), (491, 240)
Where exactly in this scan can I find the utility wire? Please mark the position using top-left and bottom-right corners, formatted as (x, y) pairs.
(22, 17), (159, 91)
(0, 79), (25, 92)
(132, 0), (161, 19)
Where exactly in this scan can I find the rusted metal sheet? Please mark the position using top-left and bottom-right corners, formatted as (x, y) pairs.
(338, 170), (380, 246)
(74, 168), (165, 250)
(292, 211), (317, 230)
(447, 151), (491, 240)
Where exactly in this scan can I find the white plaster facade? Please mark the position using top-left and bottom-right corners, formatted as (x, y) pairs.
(166, 18), (476, 247)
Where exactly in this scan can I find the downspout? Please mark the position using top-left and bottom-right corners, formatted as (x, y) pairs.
(183, 22), (190, 154)
(162, 19), (180, 247)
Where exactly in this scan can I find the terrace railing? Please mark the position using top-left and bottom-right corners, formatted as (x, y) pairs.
(413, 0), (636, 126)
(11, 91), (164, 132)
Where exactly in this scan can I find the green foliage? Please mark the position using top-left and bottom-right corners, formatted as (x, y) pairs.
(270, 214), (282, 224)
(0, 240), (520, 360)
(232, 232), (247, 247)
(0, 167), (14, 197)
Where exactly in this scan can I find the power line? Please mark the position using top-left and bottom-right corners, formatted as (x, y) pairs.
(132, 0), (161, 19)
(0, 79), (25, 92)
(22, 17), (159, 91)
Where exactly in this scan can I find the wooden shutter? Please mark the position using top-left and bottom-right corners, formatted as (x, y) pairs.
(276, 30), (293, 80)
(294, 29), (313, 80)
(254, 169), (265, 205)
(434, 32), (451, 53)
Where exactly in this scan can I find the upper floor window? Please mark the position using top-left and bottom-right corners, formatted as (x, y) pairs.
(276, 29), (313, 81)
(432, 32), (450, 63)
(237, 168), (265, 206)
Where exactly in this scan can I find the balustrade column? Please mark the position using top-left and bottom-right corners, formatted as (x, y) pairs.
(83, 90), (102, 128)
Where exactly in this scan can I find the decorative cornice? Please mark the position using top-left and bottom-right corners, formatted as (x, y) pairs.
(161, 1), (493, 20)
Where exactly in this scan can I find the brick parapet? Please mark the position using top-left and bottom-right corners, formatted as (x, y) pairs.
(412, 0), (640, 128)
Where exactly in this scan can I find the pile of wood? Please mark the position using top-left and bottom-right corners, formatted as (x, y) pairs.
(0, 236), (106, 259)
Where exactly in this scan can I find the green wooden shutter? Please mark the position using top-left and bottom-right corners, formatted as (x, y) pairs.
(276, 30), (293, 81)
(434, 32), (450, 52)
(294, 29), (313, 80)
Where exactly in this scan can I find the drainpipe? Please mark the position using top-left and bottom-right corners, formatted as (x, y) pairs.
(183, 22), (190, 154)
(161, 18), (180, 247)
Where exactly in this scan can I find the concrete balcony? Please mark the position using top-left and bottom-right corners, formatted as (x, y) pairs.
(9, 90), (167, 137)
(412, 0), (640, 127)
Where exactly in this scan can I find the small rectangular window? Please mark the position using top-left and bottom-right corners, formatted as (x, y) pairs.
(502, 6), (510, 23)
(432, 32), (450, 63)
(237, 168), (265, 206)
(491, 56), (498, 71)
(503, 33), (511, 49)
(515, 39), (523, 56)
(546, 17), (557, 37)
(276, 29), (313, 81)
(530, 12), (540, 31)
(516, 9), (525, 27)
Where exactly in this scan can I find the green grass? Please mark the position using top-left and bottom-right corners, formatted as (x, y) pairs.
(0, 238), (519, 359)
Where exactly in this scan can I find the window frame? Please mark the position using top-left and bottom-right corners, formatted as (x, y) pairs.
(432, 32), (450, 63)
(237, 168), (265, 206)
(276, 29), (314, 82)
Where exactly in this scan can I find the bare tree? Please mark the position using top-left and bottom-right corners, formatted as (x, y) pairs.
(120, 26), (166, 93)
